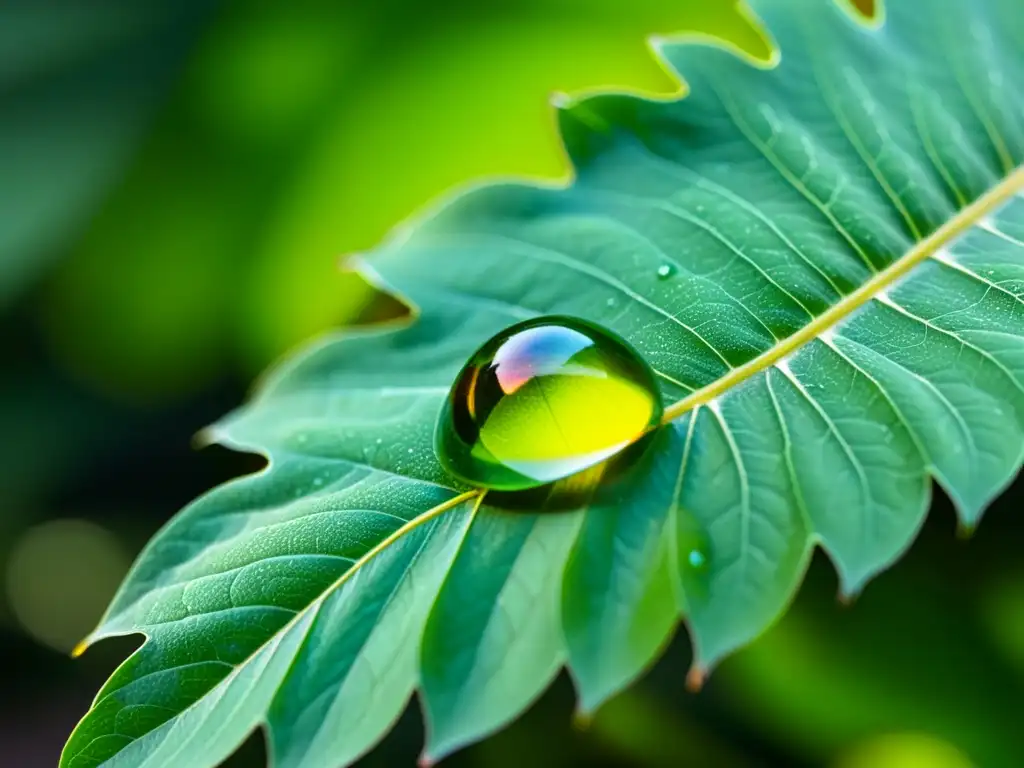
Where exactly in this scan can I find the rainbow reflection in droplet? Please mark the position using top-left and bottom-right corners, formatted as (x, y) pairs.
(435, 316), (663, 491)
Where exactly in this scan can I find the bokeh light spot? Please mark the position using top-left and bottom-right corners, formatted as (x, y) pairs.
(5, 518), (130, 653)
(980, 573), (1024, 673)
(835, 732), (975, 768)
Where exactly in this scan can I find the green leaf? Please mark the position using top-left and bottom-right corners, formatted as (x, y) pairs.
(65, 0), (1024, 765)
(561, 428), (681, 716)
(421, 505), (582, 762)
(265, 497), (475, 768)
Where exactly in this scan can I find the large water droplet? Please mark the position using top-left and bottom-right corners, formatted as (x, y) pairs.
(435, 316), (663, 490)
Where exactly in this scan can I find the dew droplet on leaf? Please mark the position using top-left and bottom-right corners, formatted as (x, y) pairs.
(435, 316), (663, 491)
(656, 263), (675, 279)
(688, 549), (707, 569)
(677, 523), (711, 575)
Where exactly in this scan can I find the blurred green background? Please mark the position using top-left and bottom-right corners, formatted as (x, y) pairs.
(1, 1), (1022, 766)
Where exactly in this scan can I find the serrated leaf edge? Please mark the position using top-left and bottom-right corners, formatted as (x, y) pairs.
(60, 489), (481, 768)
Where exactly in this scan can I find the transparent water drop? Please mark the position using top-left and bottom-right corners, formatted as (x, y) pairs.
(677, 524), (710, 576)
(687, 549), (707, 569)
(605, 297), (617, 308)
(435, 316), (663, 491)
(656, 263), (675, 280)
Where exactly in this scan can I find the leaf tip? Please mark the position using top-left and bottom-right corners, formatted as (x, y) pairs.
(837, 577), (865, 606)
(838, 0), (883, 27)
(571, 708), (593, 731)
(685, 665), (707, 693)
(956, 520), (978, 540)
(550, 90), (573, 110)
(71, 638), (90, 659)
(191, 425), (219, 450)
(420, 732), (464, 768)
(339, 251), (367, 273)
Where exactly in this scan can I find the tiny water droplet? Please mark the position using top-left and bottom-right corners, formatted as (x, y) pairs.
(313, 478), (323, 487)
(656, 263), (675, 280)
(677, 524), (710, 575)
(297, 434), (308, 444)
(408, 448), (415, 455)
(605, 297), (617, 308)
(688, 549), (707, 569)
(375, 437), (383, 445)
(435, 316), (663, 491)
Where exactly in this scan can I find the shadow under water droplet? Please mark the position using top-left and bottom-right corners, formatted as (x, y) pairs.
(484, 430), (662, 514)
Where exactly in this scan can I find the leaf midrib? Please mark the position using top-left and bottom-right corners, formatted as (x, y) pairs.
(64, 490), (481, 768)
(661, 165), (1024, 422)
(160, 170), (1023, 692)
(73, 167), (1023, 768)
